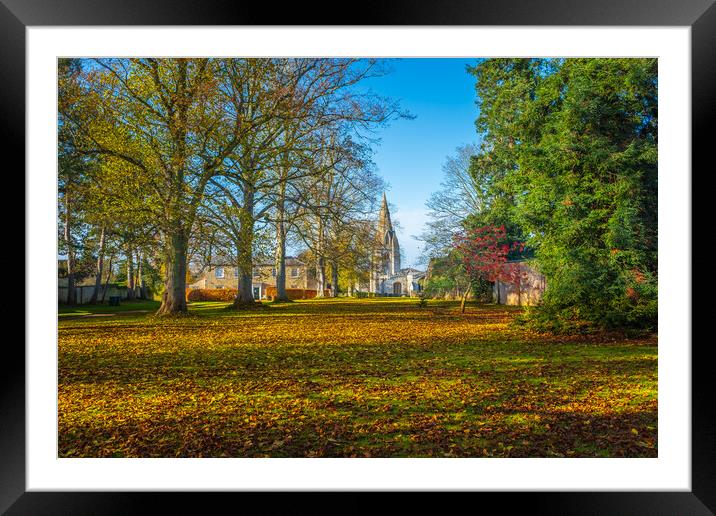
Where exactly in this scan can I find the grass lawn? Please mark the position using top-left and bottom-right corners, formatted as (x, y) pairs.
(59, 299), (161, 317)
(58, 298), (657, 458)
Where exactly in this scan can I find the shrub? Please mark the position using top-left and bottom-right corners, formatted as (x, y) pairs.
(265, 287), (330, 300)
(417, 292), (428, 308)
(186, 289), (238, 302)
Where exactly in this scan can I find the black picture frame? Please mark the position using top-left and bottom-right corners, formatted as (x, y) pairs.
(5, 0), (713, 513)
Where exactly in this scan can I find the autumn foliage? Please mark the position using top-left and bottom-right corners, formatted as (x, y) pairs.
(58, 298), (657, 458)
(186, 288), (332, 302)
(264, 287), (331, 300)
(453, 225), (526, 286)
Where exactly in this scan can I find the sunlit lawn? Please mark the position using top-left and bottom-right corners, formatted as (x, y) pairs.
(57, 298), (657, 457)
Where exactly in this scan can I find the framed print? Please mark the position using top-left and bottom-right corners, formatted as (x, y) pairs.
(5, 0), (714, 513)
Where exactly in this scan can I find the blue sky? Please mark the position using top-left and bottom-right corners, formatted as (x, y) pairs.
(362, 58), (480, 267)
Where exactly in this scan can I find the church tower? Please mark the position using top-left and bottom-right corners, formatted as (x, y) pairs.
(371, 193), (401, 292)
(359, 193), (426, 296)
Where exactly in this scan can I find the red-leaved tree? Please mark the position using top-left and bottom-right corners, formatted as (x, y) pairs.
(453, 225), (525, 313)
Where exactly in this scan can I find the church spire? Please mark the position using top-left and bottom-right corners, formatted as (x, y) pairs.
(379, 192), (392, 233)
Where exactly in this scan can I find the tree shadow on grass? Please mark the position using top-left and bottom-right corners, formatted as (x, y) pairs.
(58, 397), (657, 458)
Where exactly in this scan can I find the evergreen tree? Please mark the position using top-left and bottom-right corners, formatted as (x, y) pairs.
(467, 58), (657, 330)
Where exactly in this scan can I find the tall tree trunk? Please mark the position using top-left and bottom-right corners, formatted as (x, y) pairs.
(101, 254), (114, 303)
(64, 191), (76, 305)
(316, 255), (326, 297)
(233, 183), (257, 307)
(89, 225), (106, 304)
(274, 200), (289, 302)
(274, 146), (291, 302)
(157, 231), (188, 314)
(236, 269), (253, 303)
(137, 251), (146, 299)
(234, 240), (255, 306)
(133, 250), (140, 298)
(236, 269), (254, 305)
(315, 218), (326, 297)
(460, 280), (473, 314)
(331, 260), (339, 298)
(126, 246), (136, 300)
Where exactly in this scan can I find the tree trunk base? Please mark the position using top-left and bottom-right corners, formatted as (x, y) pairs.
(155, 306), (189, 316)
(229, 299), (266, 310)
(460, 289), (470, 314)
(270, 296), (293, 304)
(156, 292), (188, 316)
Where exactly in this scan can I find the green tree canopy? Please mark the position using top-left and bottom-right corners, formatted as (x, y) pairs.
(467, 58), (657, 331)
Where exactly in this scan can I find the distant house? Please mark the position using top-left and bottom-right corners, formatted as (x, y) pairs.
(493, 260), (546, 306)
(188, 257), (317, 300)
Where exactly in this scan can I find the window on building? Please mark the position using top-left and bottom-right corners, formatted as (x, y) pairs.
(272, 268), (276, 277)
(234, 267), (239, 277)
(215, 267), (224, 279)
(253, 269), (261, 277)
(291, 268), (299, 277)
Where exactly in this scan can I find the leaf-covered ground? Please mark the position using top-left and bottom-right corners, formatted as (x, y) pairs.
(58, 298), (657, 457)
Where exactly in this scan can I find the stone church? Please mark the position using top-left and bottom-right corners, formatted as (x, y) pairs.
(362, 193), (426, 296)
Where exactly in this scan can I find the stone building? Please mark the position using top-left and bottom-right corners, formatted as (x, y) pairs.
(361, 193), (426, 296)
(188, 257), (317, 300)
(493, 260), (546, 306)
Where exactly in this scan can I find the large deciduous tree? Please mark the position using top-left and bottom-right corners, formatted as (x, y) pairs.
(202, 59), (401, 307)
(58, 58), (92, 305)
(419, 143), (483, 258)
(70, 58), (245, 314)
(62, 58), (403, 312)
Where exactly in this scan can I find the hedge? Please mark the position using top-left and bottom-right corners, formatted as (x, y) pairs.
(186, 288), (238, 302)
(186, 287), (332, 302)
(265, 287), (330, 300)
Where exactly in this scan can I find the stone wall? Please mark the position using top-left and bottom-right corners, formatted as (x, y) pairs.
(58, 285), (131, 304)
(493, 262), (546, 306)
